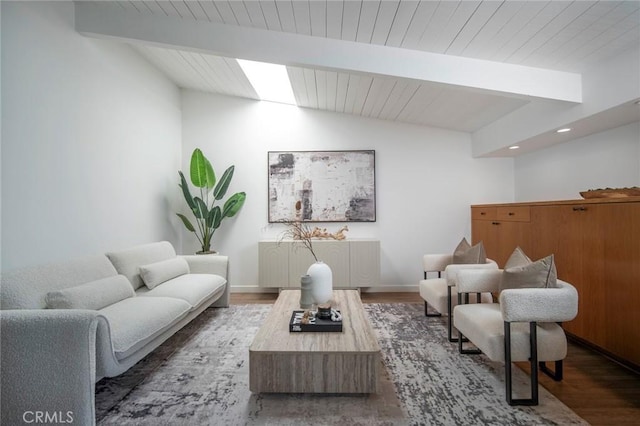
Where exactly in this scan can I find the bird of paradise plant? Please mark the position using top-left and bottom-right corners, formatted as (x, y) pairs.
(177, 148), (246, 253)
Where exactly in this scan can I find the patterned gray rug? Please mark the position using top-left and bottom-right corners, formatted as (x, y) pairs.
(95, 303), (587, 425)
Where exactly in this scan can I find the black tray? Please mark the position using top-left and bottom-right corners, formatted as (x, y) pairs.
(289, 310), (343, 332)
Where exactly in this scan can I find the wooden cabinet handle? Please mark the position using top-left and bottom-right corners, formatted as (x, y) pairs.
(572, 206), (587, 212)
(508, 212), (515, 216)
(480, 212), (486, 215)
(492, 222), (500, 225)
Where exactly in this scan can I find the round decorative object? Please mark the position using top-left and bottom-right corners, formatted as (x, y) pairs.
(307, 261), (333, 304)
(317, 304), (332, 320)
(299, 275), (314, 309)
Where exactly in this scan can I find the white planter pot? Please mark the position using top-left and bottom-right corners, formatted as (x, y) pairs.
(307, 261), (333, 304)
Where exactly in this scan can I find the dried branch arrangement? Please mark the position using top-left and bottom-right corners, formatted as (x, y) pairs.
(278, 220), (319, 262)
(276, 201), (349, 262)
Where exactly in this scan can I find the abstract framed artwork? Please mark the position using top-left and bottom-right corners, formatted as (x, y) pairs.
(268, 150), (376, 223)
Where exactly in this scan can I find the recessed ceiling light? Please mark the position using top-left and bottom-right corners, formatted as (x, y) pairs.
(509, 145), (519, 150)
(237, 59), (296, 105)
(556, 128), (572, 133)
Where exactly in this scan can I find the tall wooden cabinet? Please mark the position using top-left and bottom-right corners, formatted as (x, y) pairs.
(471, 198), (640, 370)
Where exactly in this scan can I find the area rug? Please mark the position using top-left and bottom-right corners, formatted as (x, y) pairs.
(95, 303), (587, 425)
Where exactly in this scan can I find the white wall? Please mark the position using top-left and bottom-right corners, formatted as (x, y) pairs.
(0, 3), (3, 271)
(1, 1), (182, 270)
(181, 91), (514, 288)
(514, 122), (640, 202)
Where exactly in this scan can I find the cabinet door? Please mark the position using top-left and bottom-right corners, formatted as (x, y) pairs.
(258, 241), (289, 287)
(530, 205), (606, 343)
(496, 221), (531, 267)
(472, 219), (499, 262)
(601, 203), (640, 365)
(472, 219), (530, 267)
(289, 241), (350, 288)
(350, 240), (380, 287)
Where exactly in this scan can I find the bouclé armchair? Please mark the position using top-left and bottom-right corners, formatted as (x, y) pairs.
(453, 269), (578, 405)
(419, 254), (496, 341)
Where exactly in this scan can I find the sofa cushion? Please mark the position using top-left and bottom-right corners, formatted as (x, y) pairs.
(453, 238), (486, 264)
(139, 257), (190, 290)
(99, 297), (191, 360)
(501, 247), (557, 291)
(106, 241), (177, 290)
(45, 275), (134, 310)
(1, 255), (118, 310)
(136, 274), (227, 309)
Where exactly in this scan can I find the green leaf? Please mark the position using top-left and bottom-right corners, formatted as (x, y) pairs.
(210, 206), (222, 229)
(213, 166), (235, 200)
(194, 197), (209, 219)
(178, 171), (196, 211)
(190, 148), (216, 189)
(222, 192), (246, 218)
(176, 213), (195, 232)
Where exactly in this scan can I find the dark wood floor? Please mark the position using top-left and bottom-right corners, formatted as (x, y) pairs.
(231, 291), (640, 425)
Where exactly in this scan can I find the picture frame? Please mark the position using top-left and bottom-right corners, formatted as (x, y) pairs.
(268, 150), (376, 223)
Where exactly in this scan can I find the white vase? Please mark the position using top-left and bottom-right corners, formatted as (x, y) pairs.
(307, 261), (333, 304)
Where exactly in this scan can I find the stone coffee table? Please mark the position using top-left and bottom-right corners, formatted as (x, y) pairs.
(249, 289), (381, 393)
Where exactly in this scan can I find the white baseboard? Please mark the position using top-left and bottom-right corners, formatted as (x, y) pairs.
(230, 286), (279, 293)
(230, 285), (418, 293)
(361, 285), (419, 293)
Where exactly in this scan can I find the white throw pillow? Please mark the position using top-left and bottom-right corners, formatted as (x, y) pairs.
(139, 257), (190, 289)
(106, 241), (177, 290)
(45, 275), (135, 310)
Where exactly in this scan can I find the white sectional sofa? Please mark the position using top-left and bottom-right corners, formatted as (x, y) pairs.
(0, 241), (229, 425)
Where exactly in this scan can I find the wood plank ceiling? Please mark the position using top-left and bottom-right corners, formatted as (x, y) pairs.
(108, 1), (640, 132)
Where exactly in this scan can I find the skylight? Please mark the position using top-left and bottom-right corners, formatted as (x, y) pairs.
(237, 59), (296, 105)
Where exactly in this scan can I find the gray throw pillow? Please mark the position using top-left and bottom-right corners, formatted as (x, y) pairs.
(501, 247), (557, 291)
(504, 246), (531, 269)
(453, 237), (487, 264)
(46, 274), (135, 310)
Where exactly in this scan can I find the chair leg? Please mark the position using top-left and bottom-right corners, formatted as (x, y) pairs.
(456, 294), (480, 354)
(448, 288), (469, 342)
(504, 321), (539, 406)
(423, 271), (442, 279)
(424, 301), (442, 317)
(457, 330), (482, 354)
(539, 360), (563, 381)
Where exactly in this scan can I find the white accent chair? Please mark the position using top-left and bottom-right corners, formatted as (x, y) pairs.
(419, 254), (496, 341)
(453, 269), (578, 405)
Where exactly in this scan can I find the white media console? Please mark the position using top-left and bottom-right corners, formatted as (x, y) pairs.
(258, 240), (380, 288)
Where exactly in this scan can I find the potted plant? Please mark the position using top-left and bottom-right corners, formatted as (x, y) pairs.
(177, 148), (246, 254)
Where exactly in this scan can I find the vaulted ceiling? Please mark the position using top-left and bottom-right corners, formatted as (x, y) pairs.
(76, 1), (640, 156)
